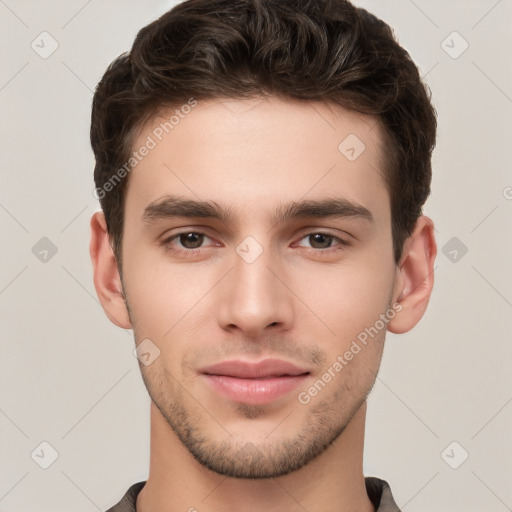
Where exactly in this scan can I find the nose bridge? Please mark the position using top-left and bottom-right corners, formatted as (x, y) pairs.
(216, 238), (293, 335)
(234, 247), (274, 303)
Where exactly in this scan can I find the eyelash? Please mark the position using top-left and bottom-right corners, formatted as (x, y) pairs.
(161, 231), (352, 256)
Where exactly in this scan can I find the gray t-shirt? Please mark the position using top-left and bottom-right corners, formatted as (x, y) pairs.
(106, 476), (401, 511)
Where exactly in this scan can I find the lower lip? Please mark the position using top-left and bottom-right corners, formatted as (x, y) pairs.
(202, 374), (309, 405)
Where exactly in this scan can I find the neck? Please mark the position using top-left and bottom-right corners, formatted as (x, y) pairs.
(137, 401), (374, 512)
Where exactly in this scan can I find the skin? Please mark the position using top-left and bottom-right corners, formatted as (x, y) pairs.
(90, 95), (436, 512)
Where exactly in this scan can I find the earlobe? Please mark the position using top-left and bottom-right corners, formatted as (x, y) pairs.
(89, 211), (133, 329)
(387, 215), (437, 334)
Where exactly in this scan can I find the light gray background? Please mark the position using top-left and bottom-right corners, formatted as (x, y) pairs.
(1, 0), (511, 510)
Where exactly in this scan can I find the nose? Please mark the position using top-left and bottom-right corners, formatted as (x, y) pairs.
(216, 245), (294, 338)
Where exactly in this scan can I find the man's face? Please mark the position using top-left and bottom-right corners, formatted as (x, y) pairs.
(119, 96), (399, 478)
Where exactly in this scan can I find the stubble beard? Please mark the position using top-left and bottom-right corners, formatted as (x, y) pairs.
(140, 365), (374, 479)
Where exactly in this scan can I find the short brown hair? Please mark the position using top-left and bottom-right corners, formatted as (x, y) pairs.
(91, 0), (436, 272)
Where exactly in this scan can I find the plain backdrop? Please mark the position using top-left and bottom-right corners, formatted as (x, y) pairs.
(0, 1), (511, 510)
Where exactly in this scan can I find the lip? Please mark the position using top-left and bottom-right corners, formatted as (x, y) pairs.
(200, 359), (309, 379)
(200, 359), (310, 405)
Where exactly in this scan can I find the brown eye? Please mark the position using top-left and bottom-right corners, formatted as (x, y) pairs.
(163, 231), (213, 253)
(307, 233), (334, 249)
(295, 232), (351, 252)
(178, 232), (204, 249)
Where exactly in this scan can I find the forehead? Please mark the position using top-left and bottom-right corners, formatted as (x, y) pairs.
(124, 96), (390, 227)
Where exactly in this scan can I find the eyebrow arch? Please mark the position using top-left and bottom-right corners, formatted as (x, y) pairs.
(141, 194), (373, 226)
(271, 198), (373, 225)
(142, 195), (233, 224)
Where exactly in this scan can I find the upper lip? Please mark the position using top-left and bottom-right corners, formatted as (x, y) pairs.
(200, 359), (310, 379)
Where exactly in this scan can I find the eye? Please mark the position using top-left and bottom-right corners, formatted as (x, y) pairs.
(162, 231), (214, 252)
(160, 230), (351, 257)
(296, 232), (351, 250)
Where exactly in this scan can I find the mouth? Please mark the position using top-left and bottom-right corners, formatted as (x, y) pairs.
(199, 359), (311, 405)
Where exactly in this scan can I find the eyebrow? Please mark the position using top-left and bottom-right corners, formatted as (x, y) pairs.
(142, 194), (373, 226)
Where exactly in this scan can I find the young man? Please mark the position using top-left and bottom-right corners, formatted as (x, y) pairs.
(89, 0), (437, 510)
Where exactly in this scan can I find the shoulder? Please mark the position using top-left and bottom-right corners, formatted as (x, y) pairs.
(105, 481), (146, 512)
(365, 476), (402, 512)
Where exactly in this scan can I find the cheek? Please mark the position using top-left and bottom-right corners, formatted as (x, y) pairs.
(122, 247), (219, 348)
(297, 268), (391, 407)
(291, 258), (394, 348)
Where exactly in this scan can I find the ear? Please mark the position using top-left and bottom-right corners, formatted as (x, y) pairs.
(387, 215), (437, 334)
(89, 210), (132, 329)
